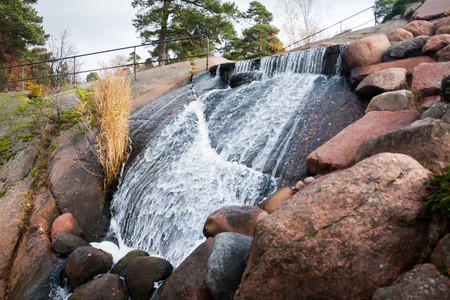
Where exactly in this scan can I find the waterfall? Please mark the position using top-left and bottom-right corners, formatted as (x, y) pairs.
(108, 45), (364, 267)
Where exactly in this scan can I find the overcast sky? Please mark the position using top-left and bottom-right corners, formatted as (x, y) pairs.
(35, 0), (375, 72)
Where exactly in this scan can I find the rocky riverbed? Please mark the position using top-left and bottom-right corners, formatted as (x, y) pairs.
(1, 2), (450, 299)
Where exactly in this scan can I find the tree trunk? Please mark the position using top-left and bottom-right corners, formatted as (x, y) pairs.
(158, 0), (170, 66)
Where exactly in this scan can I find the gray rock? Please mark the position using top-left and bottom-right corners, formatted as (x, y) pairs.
(230, 72), (262, 88)
(355, 68), (407, 99)
(441, 74), (450, 103)
(68, 274), (127, 300)
(365, 90), (414, 113)
(403, 2), (423, 19)
(372, 264), (450, 300)
(52, 233), (88, 256)
(431, 234), (450, 275)
(125, 256), (173, 300)
(443, 110), (450, 123)
(420, 102), (450, 119)
(110, 249), (149, 277)
(409, 117), (443, 128)
(383, 37), (429, 62)
(65, 246), (113, 289)
(206, 232), (253, 300)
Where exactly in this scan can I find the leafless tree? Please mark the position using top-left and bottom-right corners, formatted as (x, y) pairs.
(277, 0), (325, 48)
(46, 29), (81, 86)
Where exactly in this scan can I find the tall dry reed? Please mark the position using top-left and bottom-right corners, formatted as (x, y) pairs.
(91, 70), (130, 188)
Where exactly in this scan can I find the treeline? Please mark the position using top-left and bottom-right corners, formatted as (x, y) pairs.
(1, 0), (317, 92)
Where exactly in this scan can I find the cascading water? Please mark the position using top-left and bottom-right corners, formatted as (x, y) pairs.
(108, 46), (364, 267)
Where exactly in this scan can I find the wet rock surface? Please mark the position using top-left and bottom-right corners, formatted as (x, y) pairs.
(235, 153), (432, 300)
(229, 72), (262, 88)
(68, 274), (127, 300)
(125, 256), (173, 300)
(206, 233), (253, 300)
(203, 206), (267, 238)
(52, 232), (88, 256)
(157, 238), (214, 300)
(65, 246), (113, 289)
(111, 249), (149, 277)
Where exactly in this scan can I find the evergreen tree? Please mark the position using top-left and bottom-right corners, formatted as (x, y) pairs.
(224, 1), (284, 60)
(0, 0), (48, 63)
(132, 0), (238, 65)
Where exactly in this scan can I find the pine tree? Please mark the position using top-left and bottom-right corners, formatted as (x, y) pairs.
(132, 0), (238, 65)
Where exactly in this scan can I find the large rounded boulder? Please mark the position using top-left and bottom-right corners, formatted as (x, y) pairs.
(355, 68), (408, 99)
(235, 153), (432, 300)
(52, 233), (88, 256)
(125, 256), (173, 300)
(68, 274), (127, 300)
(65, 246), (113, 288)
(365, 90), (414, 113)
(157, 238), (214, 300)
(403, 20), (434, 37)
(206, 233), (253, 300)
(110, 249), (149, 277)
(343, 34), (391, 68)
(51, 213), (83, 239)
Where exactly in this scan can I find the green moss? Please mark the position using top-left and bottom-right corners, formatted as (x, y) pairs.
(305, 231), (318, 238)
(17, 134), (34, 142)
(0, 189), (7, 198)
(425, 165), (450, 217)
(50, 144), (58, 150)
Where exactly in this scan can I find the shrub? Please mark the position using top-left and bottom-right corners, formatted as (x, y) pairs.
(80, 70), (130, 189)
(425, 165), (450, 217)
(86, 72), (99, 82)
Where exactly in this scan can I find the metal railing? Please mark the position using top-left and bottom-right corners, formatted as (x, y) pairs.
(281, 6), (375, 52)
(0, 35), (210, 91)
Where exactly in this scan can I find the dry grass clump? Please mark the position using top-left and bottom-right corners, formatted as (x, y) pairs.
(86, 70), (131, 188)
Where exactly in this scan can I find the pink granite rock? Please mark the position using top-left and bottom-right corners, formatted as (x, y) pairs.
(355, 68), (408, 98)
(258, 187), (295, 213)
(412, 61), (450, 96)
(413, 0), (450, 20)
(386, 28), (414, 42)
(437, 24), (450, 34)
(350, 56), (436, 86)
(305, 110), (417, 175)
(343, 35), (391, 68)
(372, 264), (450, 299)
(235, 153), (432, 300)
(422, 34), (450, 52)
(203, 206), (267, 238)
(435, 16), (450, 31)
(422, 95), (441, 108)
(404, 20), (435, 36)
(51, 213), (83, 239)
(431, 234), (450, 274)
(436, 44), (450, 61)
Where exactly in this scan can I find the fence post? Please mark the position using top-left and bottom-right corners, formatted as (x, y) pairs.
(73, 57), (76, 87)
(21, 66), (24, 91)
(134, 46), (137, 81)
(340, 21), (342, 33)
(206, 36), (209, 71)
